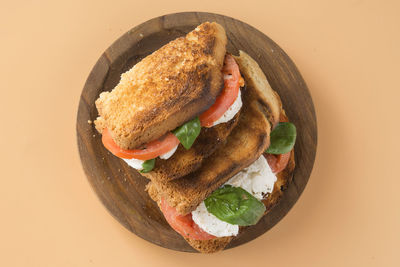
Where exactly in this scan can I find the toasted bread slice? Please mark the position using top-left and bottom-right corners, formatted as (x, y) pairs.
(233, 51), (282, 127)
(141, 110), (240, 182)
(95, 22), (227, 149)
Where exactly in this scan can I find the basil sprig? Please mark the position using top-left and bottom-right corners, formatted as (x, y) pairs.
(266, 122), (297, 154)
(172, 117), (201, 150)
(204, 185), (266, 226)
(140, 159), (155, 173)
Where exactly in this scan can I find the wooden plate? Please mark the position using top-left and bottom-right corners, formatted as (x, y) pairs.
(76, 12), (317, 252)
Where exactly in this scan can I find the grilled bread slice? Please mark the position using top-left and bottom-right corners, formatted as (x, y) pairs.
(141, 110), (240, 182)
(233, 51), (282, 127)
(95, 22), (227, 149)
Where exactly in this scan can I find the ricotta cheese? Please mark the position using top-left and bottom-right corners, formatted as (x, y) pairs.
(192, 202), (239, 237)
(226, 155), (277, 200)
(212, 90), (242, 127)
(122, 157), (145, 170)
(159, 144), (178, 160)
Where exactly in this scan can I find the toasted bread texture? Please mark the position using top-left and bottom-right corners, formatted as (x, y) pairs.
(146, 51), (295, 253)
(184, 235), (233, 253)
(234, 51), (282, 127)
(95, 22), (227, 149)
(141, 111), (240, 182)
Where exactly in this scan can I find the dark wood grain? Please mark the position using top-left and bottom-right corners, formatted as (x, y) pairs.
(76, 12), (317, 252)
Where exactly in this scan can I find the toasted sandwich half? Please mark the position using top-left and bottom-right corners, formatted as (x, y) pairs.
(93, 22), (297, 254)
(95, 22), (245, 181)
(146, 51), (296, 253)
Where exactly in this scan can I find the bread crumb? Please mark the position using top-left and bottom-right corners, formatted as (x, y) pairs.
(139, 33), (143, 37)
(239, 77), (245, 87)
(88, 120), (92, 124)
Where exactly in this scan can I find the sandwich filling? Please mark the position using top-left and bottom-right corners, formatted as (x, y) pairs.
(102, 54), (243, 172)
(122, 144), (179, 171)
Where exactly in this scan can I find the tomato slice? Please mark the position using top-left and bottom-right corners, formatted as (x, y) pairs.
(160, 198), (216, 240)
(199, 54), (241, 127)
(265, 114), (291, 173)
(265, 152), (291, 173)
(102, 128), (180, 160)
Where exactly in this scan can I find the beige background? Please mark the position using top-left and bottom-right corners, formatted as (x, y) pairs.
(1, 0), (399, 266)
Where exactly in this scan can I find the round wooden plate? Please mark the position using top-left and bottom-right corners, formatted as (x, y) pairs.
(76, 12), (317, 252)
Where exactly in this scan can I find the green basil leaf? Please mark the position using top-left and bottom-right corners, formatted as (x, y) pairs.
(204, 185), (266, 226)
(266, 122), (297, 154)
(140, 159), (155, 173)
(172, 117), (201, 150)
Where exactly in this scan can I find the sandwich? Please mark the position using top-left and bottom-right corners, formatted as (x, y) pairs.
(95, 22), (242, 181)
(94, 22), (297, 253)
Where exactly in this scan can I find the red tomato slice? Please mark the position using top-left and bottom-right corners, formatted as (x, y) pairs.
(199, 54), (241, 127)
(265, 114), (291, 173)
(265, 152), (291, 173)
(160, 198), (216, 240)
(102, 128), (180, 160)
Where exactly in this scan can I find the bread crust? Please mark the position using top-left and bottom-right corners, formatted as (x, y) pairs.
(233, 51), (282, 127)
(95, 22), (227, 149)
